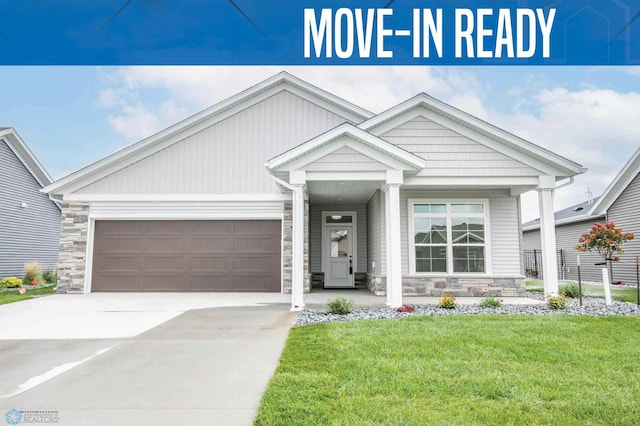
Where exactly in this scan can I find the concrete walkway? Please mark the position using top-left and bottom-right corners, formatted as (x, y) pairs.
(0, 305), (295, 426)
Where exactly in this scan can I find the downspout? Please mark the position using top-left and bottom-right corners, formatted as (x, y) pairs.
(266, 166), (304, 311)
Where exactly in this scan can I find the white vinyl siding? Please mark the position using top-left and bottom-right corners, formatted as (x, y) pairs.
(380, 116), (539, 177)
(400, 189), (521, 276)
(74, 90), (350, 194)
(309, 204), (367, 273)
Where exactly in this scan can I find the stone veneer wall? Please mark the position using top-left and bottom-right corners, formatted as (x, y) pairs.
(57, 202), (90, 293)
(282, 199), (311, 294)
(367, 274), (526, 297)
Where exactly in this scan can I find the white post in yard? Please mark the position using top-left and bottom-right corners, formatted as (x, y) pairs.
(537, 176), (559, 295)
(385, 170), (403, 308)
(290, 171), (306, 311)
(601, 268), (612, 306)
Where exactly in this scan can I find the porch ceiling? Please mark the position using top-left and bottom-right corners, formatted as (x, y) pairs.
(307, 180), (380, 204)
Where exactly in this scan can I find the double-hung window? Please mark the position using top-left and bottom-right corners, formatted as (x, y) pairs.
(411, 201), (488, 274)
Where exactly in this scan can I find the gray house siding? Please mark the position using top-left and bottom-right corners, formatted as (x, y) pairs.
(0, 140), (60, 277)
(607, 171), (640, 285)
(309, 204), (367, 274)
(523, 218), (606, 283)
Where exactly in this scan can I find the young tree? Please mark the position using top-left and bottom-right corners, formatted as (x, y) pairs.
(575, 221), (634, 262)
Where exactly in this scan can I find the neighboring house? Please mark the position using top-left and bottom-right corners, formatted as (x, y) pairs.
(523, 147), (640, 285)
(43, 73), (584, 309)
(0, 128), (61, 277)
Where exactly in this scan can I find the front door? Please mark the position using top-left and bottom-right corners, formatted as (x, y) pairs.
(325, 224), (354, 288)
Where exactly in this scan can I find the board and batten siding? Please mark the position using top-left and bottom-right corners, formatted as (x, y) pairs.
(400, 189), (522, 276)
(0, 140), (60, 277)
(309, 204), (367, 273)
(366, 190), (382, 275)
(607, 171), (640, 285)
(380, 116), (540, 177)
(74, 90), (351, 194)
(523, 218), (605, 283)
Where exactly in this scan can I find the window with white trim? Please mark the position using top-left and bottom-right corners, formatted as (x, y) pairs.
(411, 202), (487, 274)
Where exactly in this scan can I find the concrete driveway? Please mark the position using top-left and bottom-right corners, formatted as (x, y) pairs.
(0, 296), (294, 426)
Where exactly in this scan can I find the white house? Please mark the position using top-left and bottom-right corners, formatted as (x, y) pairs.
(43, 72), (585, 309)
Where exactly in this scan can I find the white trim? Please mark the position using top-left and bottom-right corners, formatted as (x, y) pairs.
(84, 217), (96, 294)
(522, 213), (605, 232)
(266, 123), (426, 171)
(87, 200), (284, 220)
(589, 147), (640, 215)
(407, 198), (493, 276)
(305, 171), (388, 181)
(360, 95), (585, 177)
(321, 210), (358, 288)
(44, 72), (373, 195)
(404, 176), (540, 187)
(63, 193), (292, 202)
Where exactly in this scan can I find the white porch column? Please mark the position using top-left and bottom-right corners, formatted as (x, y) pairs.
(385, 170), (403, 308)
(537, 176), (559, 295)
(290, 171), (306, 311)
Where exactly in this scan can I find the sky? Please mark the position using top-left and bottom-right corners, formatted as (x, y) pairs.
(2, 65), (639, 222)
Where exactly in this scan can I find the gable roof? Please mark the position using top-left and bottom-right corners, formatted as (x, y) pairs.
(0, 127), (54, 188)
(522, 197), (603, 231)
(588, 146), (640, 216)
(360, 93), (586, 178)
(266, 123), (426, 171)
(43, 72), (374, 195)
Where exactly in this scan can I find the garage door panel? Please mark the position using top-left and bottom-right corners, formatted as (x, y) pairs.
(92, 220), (281, 292)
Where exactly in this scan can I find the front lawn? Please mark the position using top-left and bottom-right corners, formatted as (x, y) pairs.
(527, 279), (639, 303)
(256, 316), (640, 425)
(0, 285), (56, 306)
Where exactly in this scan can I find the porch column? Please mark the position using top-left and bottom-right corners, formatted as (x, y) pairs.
(537, 176), (559, 295)
(290, 171), (306, 311)
(385, 170), (403, 308)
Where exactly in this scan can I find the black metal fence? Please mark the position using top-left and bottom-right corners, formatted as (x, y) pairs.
(523, 249), (565, 280)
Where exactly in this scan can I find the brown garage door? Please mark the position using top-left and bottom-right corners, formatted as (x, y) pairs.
(91, 220), (281, 292)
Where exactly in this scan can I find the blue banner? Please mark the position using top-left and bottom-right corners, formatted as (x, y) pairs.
(0, 1), (637, 65)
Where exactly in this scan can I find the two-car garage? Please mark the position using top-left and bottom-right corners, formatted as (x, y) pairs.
(90, 220), (282, 292)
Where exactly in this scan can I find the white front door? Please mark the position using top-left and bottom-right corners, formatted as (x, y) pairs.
(325, 224), (354, 288)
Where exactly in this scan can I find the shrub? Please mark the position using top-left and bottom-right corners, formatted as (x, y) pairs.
(438, 293), (456, 309)
(562, 283), (580, 299)
(42, 270), (57, 284)
(23, 262), (42, 285)
(575, 221), (634, 262)
(547, 294), (569, 310)
(479, 297), (503, 308)
(397, 304), (415, 313)
(0, 277), (23, 288)
(327, 297), (354, 315)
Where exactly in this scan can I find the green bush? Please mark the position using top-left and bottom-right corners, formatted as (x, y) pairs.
(42, 270), (57, 284)
(438, 293), (456, 309)
(327, 297), (354, 315)
(562, 283), (580, 299)
(547, 294), (569, 310)
(479, 297), (503, 308)
(0, 277), (23, 288)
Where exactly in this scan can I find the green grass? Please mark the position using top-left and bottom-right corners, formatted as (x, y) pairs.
(256, 316), (640, 425)
(0, 285), (56, 305)
(526, 279), (640, 303)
